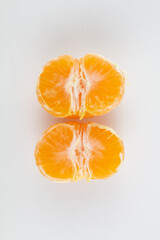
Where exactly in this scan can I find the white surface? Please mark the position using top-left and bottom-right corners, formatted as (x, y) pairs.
(1, 0), (160, 239)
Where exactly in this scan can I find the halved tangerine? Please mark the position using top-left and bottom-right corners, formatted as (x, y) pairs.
(35, 122), (124, 182)
(37, 54), (125, 119)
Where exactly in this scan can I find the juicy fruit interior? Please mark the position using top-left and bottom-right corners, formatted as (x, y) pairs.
(37, 56), (72, 117)
(84, 54), (125, 115)
(35, 123), (124, 182)
(37, 54), (125, 118)
(35, 124), (76, 181)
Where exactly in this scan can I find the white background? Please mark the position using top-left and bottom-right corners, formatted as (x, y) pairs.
(1, 0), (160, 239)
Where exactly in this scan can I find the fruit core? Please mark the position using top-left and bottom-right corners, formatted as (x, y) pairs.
(66, 59), (91, 119)
(68, 124), (92, 181)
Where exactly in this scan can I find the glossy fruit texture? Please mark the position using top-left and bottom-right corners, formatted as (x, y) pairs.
(37, 54), (125, 119)
(35, 122), (124, 182)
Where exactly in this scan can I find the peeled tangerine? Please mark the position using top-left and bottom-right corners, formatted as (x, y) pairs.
(35, 122), (124, 182)
(37, 54), (125, 119)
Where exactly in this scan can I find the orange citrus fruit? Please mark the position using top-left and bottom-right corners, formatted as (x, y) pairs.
(37, 54), (125, 119)
(35, 122), (124, 182)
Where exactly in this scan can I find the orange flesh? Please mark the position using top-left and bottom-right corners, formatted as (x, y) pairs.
(35, 124), (75, 181)
(84, 54), (125, 115)
(37, 54), (125, 119)
(37, 56), (73, 117)
(35, 122), (124, 182)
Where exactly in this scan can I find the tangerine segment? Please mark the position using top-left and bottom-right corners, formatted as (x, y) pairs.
(35, 123), (76, 182)
(83, 54), (125, 116)
(35, 122), (124, 182)
(37, 54), (125, 119)
(37, 55), (74, 117)
(87, 123), (124, 179)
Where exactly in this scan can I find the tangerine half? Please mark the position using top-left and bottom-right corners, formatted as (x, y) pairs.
(37, 54), (125, 119)
(35, 122), (124, 182)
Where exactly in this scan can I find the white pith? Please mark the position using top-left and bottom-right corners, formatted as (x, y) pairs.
(68, 125), (92, 181)
(65, 60), (91, 119)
